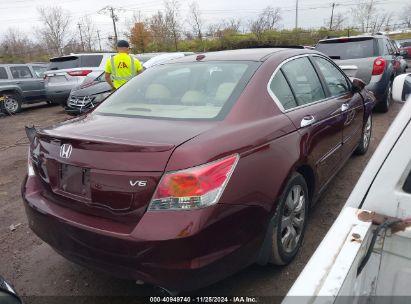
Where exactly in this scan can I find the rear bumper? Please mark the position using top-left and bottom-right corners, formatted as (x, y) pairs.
(365, 73), (391, 104)
(22, 175), (266, 291)
(46, 91), (71, 105)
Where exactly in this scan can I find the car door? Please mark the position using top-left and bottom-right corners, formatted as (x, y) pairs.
(9, 65), (41, 100)
(30, 65), (47, 99)
(270, 55), (345, 191)
(311, 55), (364, 160)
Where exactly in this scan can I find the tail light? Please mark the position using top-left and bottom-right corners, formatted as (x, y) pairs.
(372, 57), (385, 75)
(43, 74), (48, 80)
(149, 154), (239, 211)
(67, 70), (92, 77)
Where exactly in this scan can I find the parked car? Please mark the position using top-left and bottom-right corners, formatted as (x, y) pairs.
(22, 48), (375, 293)
(65, 52), (195, 115)
(391, 39), (409, 74)
(44, 53), (116, 106)
(142, 52), (195, 69)
(0, 63), (47, 114)
(315, 35), (399, 112)
(285, 73), (411, 303)
(398, 39), (411, 59)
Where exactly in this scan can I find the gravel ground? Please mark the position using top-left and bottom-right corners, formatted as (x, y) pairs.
(0, 99), (405, 302)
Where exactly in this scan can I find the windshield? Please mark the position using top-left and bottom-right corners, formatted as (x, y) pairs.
(95, 61), (258, 120)
(316, 38), (376, 59)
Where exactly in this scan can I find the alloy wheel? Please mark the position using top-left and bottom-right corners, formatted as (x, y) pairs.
(4, 97), (19, 114)
(280, 185), (306, 253)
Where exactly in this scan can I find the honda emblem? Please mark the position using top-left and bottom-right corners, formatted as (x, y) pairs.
(60, 144), (73, 159)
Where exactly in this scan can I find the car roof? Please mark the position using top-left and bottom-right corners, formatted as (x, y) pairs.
(168, 48), (309, 63)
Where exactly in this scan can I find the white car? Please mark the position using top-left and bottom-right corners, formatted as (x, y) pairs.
(142, 52), (194, 69)
(284, 73), (411, 303)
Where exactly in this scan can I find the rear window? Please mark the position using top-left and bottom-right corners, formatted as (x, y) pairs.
(48, 55), (103, 70)
(95, 61), (258, 120)
(401, 41), (411, 47)
(316, 38), (376, 59)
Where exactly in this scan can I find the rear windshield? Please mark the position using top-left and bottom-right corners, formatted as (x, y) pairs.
(95, 61), (258, 120)
(316, 38), (376, 59)
(400, 41), (411, 47)
(48, 55), (103, 70)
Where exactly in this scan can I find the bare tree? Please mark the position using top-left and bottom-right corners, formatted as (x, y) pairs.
(2, 28), (32, 57)
(399, 4), (411, 28)
(165, 0), (181, 51)
(324, 13), (346, 31)
(351, 0), (377, 33)
(149, 11), (169, 50)
(261, 7), (282, 30)
(250, 7), (281, 40)
(187, 1), (203, 40)
(38, 6), (71, 56)
(79, 16), (96, 52)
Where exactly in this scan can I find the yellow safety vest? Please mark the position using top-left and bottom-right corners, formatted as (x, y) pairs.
(104, 53), (142, 89)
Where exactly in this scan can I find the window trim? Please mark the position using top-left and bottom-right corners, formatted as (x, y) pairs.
(267, 54), (350, 113)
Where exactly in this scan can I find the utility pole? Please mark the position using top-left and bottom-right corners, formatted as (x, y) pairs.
(96, 30), (102, 51)
(77, 23), (85, 51)
(329, 3), (336, 31)
(98, 6), (119, 46)
(109, 7), (118, 45)
(295, 0), (299, 29)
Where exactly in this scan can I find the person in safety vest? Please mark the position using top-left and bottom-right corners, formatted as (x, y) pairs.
(104, 40), (143, 90)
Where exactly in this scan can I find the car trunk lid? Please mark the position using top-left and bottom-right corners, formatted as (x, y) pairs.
(31, 115), (214, 222)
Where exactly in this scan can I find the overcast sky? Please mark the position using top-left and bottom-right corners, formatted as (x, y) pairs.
(1, 0), (409, 46)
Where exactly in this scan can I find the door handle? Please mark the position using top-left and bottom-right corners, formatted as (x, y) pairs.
(300, 115), (316, 128)
(341, 103), (349, 112)
(15, 81), (21, 84)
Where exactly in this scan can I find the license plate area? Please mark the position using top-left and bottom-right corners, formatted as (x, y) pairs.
(59, 164), (91, 199)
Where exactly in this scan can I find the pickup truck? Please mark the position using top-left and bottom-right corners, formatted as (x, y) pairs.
(284, 73), (411, 303)
(0, 63), (48, 115)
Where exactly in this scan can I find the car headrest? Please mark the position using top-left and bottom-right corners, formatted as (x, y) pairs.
(145, 84), (171, 99)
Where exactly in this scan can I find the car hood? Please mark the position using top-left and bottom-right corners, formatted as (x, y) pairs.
(37, 114), (216, 172)
(71, 81), (111, 96)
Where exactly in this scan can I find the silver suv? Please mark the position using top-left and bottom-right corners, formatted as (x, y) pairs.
(315, 35), (400, 112)
(44, 53), (115, 105)
(0, 63), (47, 114)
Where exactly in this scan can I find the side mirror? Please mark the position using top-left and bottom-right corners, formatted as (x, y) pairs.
(399, 49), (408, 56)
(350, 77), (366, 93)
(0, 276), (22, 304)
(392, 73), (411, 103)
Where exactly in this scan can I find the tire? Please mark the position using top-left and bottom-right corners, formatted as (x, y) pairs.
(376, 80), (392, 113)
(1, 93), (22, 115)
(270, 173), (309, 265)
(354, 114), (372, 155)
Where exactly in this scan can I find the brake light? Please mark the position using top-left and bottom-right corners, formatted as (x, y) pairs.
(43, 74), (48, 80)
(372, 57), (385, 75)
(149, 154), (239, 210)
(67, 70), (92, 76)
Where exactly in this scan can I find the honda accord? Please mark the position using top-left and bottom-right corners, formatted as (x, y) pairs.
(22, 48), (375, 293)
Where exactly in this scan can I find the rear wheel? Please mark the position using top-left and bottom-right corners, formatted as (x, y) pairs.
(270, 173), (309, 265)
(1, 93), (22, 115)
(354, 114), (372, 155)
(376, 80), (392, 113)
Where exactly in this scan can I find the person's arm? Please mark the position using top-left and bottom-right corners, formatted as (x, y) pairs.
(135, 58), (143, 75)
(104, 57), (116, 90)
(105, 72), (115, 91)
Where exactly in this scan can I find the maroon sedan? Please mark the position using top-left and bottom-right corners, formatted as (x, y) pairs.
(22, 48), (375, 293)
